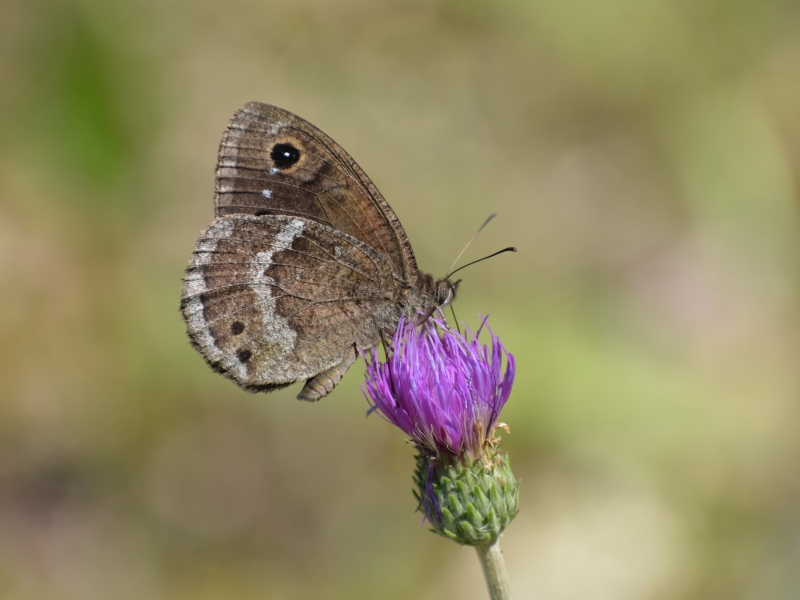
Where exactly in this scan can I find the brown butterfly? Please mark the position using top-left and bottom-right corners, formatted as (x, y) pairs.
(181, 103), (459, 401)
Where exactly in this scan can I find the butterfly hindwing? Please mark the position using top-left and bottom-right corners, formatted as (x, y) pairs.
(181, 214), (400, 391)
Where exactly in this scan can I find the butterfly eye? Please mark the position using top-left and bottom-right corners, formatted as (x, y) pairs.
(270, 143), (301, 168)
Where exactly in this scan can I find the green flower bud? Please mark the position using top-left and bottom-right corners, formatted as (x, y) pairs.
(413, 446), (519, 546)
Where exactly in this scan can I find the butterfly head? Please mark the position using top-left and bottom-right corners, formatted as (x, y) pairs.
(435, 278), (461, 308)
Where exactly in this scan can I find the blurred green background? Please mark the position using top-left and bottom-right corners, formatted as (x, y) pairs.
(2, 0), (800, 598)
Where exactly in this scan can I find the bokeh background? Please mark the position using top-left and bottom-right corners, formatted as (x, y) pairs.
(2, 0), (800, 598)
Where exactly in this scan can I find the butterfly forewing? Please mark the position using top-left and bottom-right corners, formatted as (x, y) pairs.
(214, 102), (418, 286)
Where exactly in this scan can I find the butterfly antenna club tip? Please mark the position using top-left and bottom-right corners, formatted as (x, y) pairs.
(448, 246), (516, 278)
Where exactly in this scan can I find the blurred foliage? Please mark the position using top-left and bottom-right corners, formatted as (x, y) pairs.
(1, 0), (800, 598)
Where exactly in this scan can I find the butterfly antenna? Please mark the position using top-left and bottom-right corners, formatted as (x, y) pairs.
(448, 247), (517, 278)
(446, 213), (497, 278)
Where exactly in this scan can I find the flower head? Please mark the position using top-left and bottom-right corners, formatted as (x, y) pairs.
(362, 316), (515, 459)
(363, 315), (519, 546)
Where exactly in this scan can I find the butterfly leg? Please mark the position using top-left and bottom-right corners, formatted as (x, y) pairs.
(379, 327), (393, 356)
(297, 344), (358, 402)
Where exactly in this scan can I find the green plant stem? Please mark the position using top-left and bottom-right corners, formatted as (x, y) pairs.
(475, 539), (512, 600)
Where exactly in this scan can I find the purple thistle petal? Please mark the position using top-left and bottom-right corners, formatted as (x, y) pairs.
(362, 315), (515, 458)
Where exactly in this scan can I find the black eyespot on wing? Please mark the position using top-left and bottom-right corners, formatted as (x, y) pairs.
(231, 321), (245, 335)
(237, 349), (252, 363)
(271, 143), (300, 168)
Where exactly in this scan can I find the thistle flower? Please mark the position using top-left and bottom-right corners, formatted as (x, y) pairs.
(363, 316), (519, 548)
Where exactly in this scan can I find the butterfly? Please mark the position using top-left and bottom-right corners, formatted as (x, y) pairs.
(181, 103), (459, 401)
